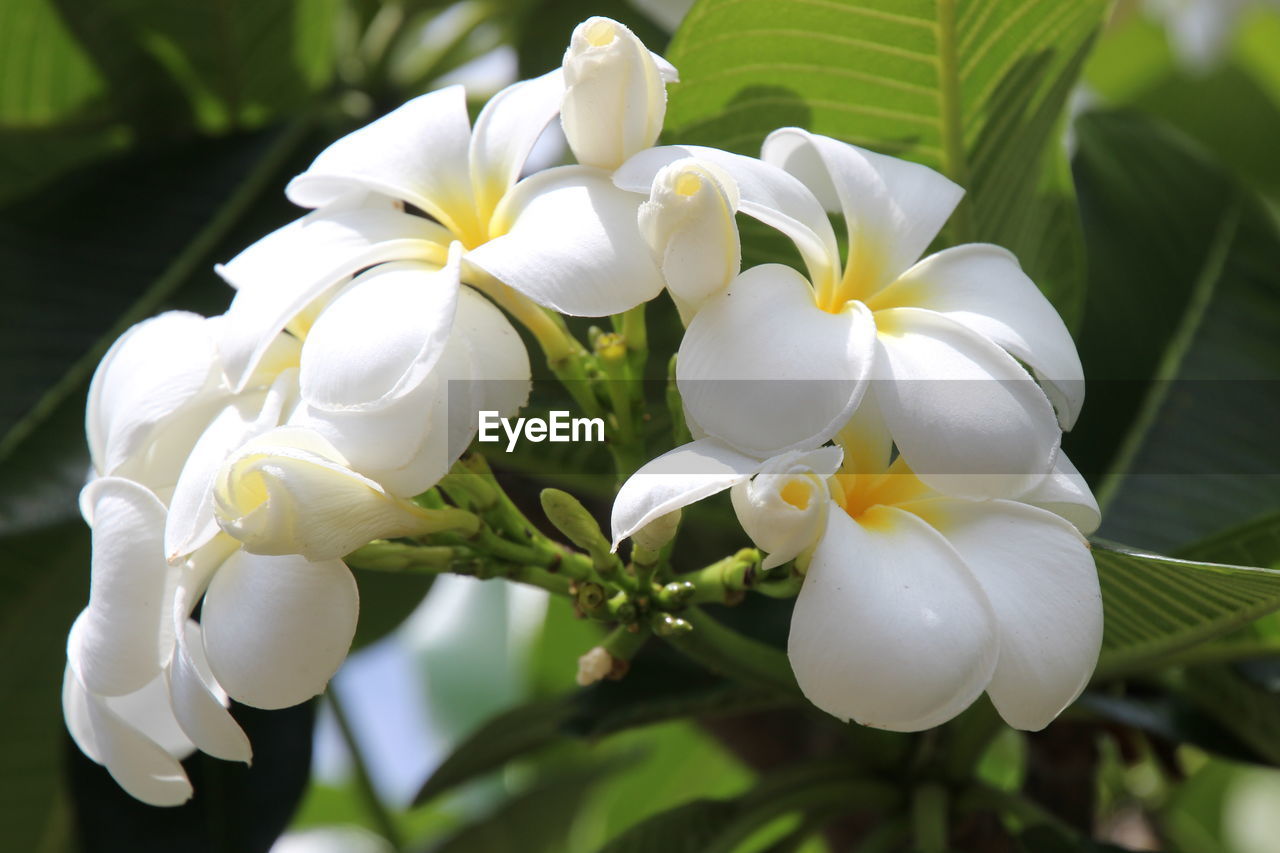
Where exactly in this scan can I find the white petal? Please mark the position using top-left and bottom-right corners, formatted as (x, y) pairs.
(906, 498), (1101, 730)
(215, 426), (441, 560)
(165, 370), (299, 561)
(62, 667), (193, 806)
(216, 207), (451, 390)
(638, 157), (741, 322)
(561, 17), (667, 170)
(87, 312), (221, 477)
(300, 253), (462, 413)
(872, 307), (1060, 498)
(1017, 452), (1100, 535)
(835, 390), (893, 476)
(677, 264), (874, 457)
(170, 617), (252, 762)
(616, 145), (839, 288)
(876, 244), (1084, 428)
(202, 550), (358, 710)
(469, 166), (664, 316)
(286, 86), (480, 236)
(611, 438), (764, 546)
(763, 128), (964, 296)
(451, 285), (531, 418)
(71, 478), (173, 696)
(470, 69), (565, 217)
(789, 507), (998, 731)
(104, 672), (195, 760)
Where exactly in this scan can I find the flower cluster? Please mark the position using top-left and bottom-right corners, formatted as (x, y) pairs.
(66, 14), (1102, 805)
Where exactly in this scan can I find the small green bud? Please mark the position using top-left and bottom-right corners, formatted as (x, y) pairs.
(541, 488), (611, 558)
(576, 582), (607, 612)
(653, 614), (693, 637)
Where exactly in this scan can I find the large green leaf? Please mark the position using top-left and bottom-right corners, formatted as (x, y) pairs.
(664, 0), (1108, 323)
(1068, 110), (1280, 553)
(1093, 544), (1280, 680)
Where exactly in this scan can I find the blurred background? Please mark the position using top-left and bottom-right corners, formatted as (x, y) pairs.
(2, 0), (1280, 850)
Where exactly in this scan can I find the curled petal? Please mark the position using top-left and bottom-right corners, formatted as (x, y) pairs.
(286, 86), (479, 236)
(677, 264), (874, 457)
(906, 498), (1102, 730)
(612, 438), (764, 547)
(872, 307), (1060, 498)
(616, 145), (839, 288)
(875, 244), (1084, 428)
(71, 478), (174, 696)
(87, 312), (221, 478)
(165, 369), (299, 562)
(300, 251), (462, 413)
(1017, 452), (1100, 535)
(731, 447), (843, 569)
(217, 207), (451, 391)
(469, 166), (664, 316)
(561, 17), (667, 170)
(214, 427), (461, 560)
(62, 667), (193, 806)
(763, 128), (964, 297)
(169, 617), (251, 763)
(789, 507), (998, 730)
(201, 550), (358, 710)
(451, 285), (532, 419)
(639, 157), (741, 322)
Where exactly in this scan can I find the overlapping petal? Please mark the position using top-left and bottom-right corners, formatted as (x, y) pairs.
(286, 86), (477, 233)
(70, 478), (174, 696)
(874, 244), (1084, 428)
(906, 498), (1102, 730)
(300, 253), (462, 413)
(216, 207), (451, 391)
(789, 506), (998, 730)
(201, 550), (358, 710)
(872, 307), (1060, 498)
(87, 312), (221, 479)
(1018, 452), (1100, 535)
(469, 166), (664, 315)
(678, 264), (874, 457)
(763, 128), (964, 298)
(469, 69), (566, 217)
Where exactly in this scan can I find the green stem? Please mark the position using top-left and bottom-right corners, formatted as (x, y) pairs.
(327, 686), (404, 852)
(912, 784), (948, 853)
(660, 606), (798, 693)
(957, 785), (1075, 834)
(682, 549), (762, 605)
(620, 303), (648, 378)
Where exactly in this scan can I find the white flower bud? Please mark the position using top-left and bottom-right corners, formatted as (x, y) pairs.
(631, 507), (682, 551)
(639, 158), (741, 323)
(561, 17), (669, 170)
(214, 427), (471, 561)
(730, 448), (841, 569)
(576, 646), (615, 686)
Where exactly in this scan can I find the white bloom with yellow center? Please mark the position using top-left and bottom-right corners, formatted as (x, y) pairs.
(612, 402), (1101, 732)
(616, 131), (1083, 498)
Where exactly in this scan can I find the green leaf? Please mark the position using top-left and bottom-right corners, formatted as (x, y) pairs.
(1178, 511), (1280, 569)
(431, 762), (621, 853)
(665, 0), (1108, 323)
(1180, 665), (1280, 767)
(412, 643), (791, 807)
(1093, 544), (1280, 679)
(597, 761), (899, 853)
(1068, 110), (1280, 554)
(347, 568), (434, 652)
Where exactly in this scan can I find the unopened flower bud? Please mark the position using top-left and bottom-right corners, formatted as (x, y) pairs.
(632, 508), (682, 552)
(215, 427), (474, 560)
(730, 448), (842, 569)
(639, 158), (741, 323)
(561, 17), (670, 170)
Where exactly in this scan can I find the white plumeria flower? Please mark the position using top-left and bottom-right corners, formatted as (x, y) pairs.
(612, 403), (1101, 732)
(217, 18), (676, 390)
(616, 131), (1084, 498)
(638, 157), (742, 323)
